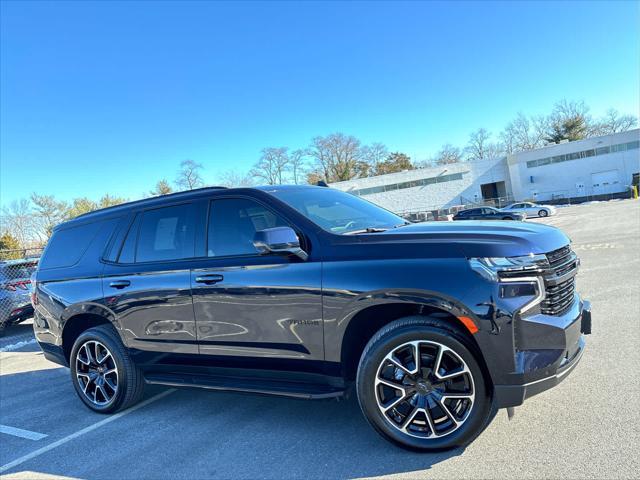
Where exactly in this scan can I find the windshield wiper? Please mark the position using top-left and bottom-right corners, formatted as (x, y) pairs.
(344, 227), (389, 235)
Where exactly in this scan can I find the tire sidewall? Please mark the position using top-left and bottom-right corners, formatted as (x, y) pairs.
(357, 324), (489, 451)
(69, 327), (128, 413)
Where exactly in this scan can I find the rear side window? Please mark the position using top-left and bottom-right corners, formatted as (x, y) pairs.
(135, 204), (195, 262)
(117, 214), (142, 263)
(40, 221), (103, 269)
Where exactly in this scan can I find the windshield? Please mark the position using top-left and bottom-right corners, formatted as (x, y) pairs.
(268, 188), (406, 234)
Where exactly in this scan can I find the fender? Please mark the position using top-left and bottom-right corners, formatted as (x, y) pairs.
(59, 301), (125, 345)
(324, 288), (483, 365)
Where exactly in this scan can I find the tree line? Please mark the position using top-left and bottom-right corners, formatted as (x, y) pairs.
(1, 99), (636, 250)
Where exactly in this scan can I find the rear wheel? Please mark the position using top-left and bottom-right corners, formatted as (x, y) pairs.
(538, 209), (548, 217)
(70, 324), (144, 413)
(356, 316), (491, 451)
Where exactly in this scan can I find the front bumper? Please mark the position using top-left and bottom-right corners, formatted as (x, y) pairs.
(494, 299), (591, 408)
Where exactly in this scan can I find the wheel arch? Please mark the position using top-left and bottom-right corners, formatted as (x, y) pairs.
(61, 304), (120, 363)
(338, 293), (490, 385)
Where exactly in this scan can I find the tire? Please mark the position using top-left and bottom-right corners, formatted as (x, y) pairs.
(502, 216), (513, 220)
(356, 316), (492, 451)
(538, 209), (548, 217)
(70, 324), (145, 413)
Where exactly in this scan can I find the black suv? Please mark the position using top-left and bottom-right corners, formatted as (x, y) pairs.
(33, 186), (591, 451)
(453, 206), (525, 221)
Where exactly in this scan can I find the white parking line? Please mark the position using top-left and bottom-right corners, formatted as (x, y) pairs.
(0, 389), (175, 474)
(0, 339), (37, 353)
(0, 425), (48, 441)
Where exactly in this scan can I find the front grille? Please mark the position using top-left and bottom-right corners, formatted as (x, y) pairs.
(546, 245), (572, 267)
(541, 245), (578, 316)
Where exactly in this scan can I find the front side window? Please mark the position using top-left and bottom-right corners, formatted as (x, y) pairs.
(135, 204), (195, 262)
(266, 187), (405, 234)
(208, 198), (289, 257)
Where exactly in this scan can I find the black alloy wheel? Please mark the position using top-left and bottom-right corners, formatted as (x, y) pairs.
(356, 316), (492, 451)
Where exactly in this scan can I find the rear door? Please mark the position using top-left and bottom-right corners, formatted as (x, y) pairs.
(191, 196), (323, 362)
(102, 202), (201, 354)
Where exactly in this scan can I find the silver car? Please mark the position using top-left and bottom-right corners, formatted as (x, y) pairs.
(501, 202), (557, 218)
(0, 259), (38, 335)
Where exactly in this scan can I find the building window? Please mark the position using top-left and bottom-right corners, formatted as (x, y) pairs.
(527, 140), (639, 169)
(354, 171), (466, 196)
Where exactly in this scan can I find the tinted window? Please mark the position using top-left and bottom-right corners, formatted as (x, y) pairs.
(40, 221), (103, 269)
(136, 204), (195, 262)
(267, 187), (404, 234)
(117, 214), (141, 263)
(208, 198), (289, 257)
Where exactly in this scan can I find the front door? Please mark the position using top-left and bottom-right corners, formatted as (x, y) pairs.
(102, 202), (198, 354)
(191, 197), (323, 363)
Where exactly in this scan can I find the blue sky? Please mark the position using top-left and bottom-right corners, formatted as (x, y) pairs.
(1, 0), (638, 205)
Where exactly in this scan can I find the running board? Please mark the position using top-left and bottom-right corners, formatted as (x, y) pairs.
(144, 373), (345, 400)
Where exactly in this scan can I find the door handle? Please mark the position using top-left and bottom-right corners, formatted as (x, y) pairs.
(109, 280), (131, 289)
(195, 274), (224, 285)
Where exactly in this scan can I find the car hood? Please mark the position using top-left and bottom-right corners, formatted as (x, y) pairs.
(356, 221), (569, 258)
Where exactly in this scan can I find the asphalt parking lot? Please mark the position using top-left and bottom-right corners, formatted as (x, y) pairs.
(1, 199), (639, 480)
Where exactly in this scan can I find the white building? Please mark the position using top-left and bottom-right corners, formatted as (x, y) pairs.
(331, 129), (640, 214)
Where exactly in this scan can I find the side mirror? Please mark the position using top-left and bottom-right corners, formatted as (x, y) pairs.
(253, 227), (308, 261)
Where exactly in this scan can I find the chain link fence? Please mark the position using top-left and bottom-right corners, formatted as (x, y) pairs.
(0, 247), (42, 333)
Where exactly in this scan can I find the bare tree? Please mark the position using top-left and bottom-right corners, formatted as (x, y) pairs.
(360, 142), (389, 173)
(465, 128), (491, 160)
(217, 170), (256, 188)
(307, 133), (368, 183)
(175, 159), (204, 190)
(435, 144), (463, 165)
(591, 108), (638, 136)
(466, 129), (505, 160)
(289, 149), (307, 184)
(500, 113), (548, 153)
(251, 147), (290, 185)
(30, 193), (68, 240)
(0, 199), (38, 247)
(150, 179), (173, 196)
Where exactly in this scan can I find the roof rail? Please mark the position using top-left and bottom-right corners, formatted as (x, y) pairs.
(74, 186), (229, 219)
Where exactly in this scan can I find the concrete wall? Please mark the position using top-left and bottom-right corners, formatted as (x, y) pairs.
(508, 129), (640, 201)
(330, 129), (639, 213)
(331, 156), (509, 213)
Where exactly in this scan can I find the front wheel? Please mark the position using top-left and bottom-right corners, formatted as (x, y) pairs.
(70, 324), (145, 413)
(538, 209), (548, 217)
(356, 317), (492, 451)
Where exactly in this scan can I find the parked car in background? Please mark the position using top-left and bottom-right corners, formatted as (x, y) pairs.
(501, 202), (557, 218)
(452, 207), (525, 221)
(0, 258), (38, 335)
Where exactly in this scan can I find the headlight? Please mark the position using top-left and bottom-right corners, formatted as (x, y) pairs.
(468, 255), (547, 282)
(469, 255), (547, 314)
